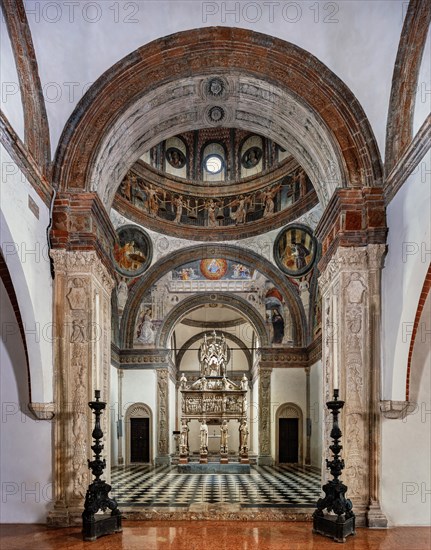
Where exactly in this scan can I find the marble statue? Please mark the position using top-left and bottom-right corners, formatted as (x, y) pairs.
(200, 420), (208, 452)
(239, 420), (249, 452)
(180, 419), (189, 454)
(220, 420), (229, 453)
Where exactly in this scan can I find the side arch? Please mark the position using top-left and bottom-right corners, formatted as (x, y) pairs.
(385, 0), (431, 175)
(1, 0), (51, 173)
(120, 244), (307, 348)
(0, 211), (51, 405)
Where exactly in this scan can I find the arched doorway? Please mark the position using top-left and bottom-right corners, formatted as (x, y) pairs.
(276, 403), (303, 465)
(125, 403), (153, 465)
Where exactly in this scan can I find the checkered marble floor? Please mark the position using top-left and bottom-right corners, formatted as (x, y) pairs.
(111, 464), (321, 508)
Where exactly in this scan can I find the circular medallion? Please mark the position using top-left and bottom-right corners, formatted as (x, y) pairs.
(274, 224), (317, 277)
(241, 147), (262, 168)
(206, 77), (226, 97)
(166, 147), (186, 169)
(208, 106), (225, 123)
(113, 225), (152, 277)
(200, 258), (228, 280)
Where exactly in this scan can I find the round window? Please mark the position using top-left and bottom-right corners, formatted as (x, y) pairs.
(205, 155), (223, 174)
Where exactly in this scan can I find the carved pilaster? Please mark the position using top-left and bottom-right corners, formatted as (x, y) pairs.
(258, 368), (273, 465)
(318, 245), (387, 527)
(156, 368), (170, 464)
(48, 250), (114, 527)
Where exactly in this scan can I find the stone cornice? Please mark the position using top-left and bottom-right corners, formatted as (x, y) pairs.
(384, 113), (431, 204)
(50, 192), (118, 280)
(315, 187), (387, 272)
(0, 111), (53, 206)
(114, 347), (172, 368)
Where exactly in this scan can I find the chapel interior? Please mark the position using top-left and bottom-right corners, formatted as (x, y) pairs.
(0, 0), (430, 545)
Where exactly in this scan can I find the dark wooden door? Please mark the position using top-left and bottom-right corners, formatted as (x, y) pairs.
(130, 418), (150, 463)
(279, 418), (299, 463)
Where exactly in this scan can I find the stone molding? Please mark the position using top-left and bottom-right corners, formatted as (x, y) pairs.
(0, 112), (53, 206)
(384, 113), (431, 204)
(380, 400), (417, 419)
(28, 402), (55, 420)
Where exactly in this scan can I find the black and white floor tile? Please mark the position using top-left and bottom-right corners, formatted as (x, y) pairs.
(111, 464), (322, 508)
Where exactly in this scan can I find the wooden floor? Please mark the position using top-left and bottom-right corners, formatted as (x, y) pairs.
(1, 522), (430, 549)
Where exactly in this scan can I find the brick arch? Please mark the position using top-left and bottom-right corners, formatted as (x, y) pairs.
(157, 293), (269, 348)
(2, 0), (51, 174)
(120, 244), (307, 348)
(406, 264), (431, 400)
(52, 27), (382, 211)
(176, 330), (253, 371)
(385, 0), (431, 176)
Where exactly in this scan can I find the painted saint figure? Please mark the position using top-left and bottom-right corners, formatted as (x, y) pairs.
(291, 241), (310, 270)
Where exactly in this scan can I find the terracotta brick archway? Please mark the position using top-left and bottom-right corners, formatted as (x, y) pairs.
(52, 27), (383, 213)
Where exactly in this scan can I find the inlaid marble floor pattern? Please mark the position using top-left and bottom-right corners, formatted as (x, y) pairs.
(111, 464), (321, 508)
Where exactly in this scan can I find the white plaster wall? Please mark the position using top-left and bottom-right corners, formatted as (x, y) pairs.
(109, 365), (119, 466)
(382, 150), (431, 400)
(0, 280), (52, 523)
(121, 369), (157, 462)
(0, 145), (53, 403)
(413, 28), (431, 136)
(310, 360), (323, 469)
(381, 296), (431, 525)
(24, 0), (404, 157)
(0, 6), (25, 140)
(271, 368), (307, 462)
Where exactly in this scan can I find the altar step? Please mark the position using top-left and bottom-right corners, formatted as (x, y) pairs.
(177, 463), (251, 474)
(171, 453), (257, 465)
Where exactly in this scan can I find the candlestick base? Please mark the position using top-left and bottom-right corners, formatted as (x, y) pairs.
(313, 513), (355, 543)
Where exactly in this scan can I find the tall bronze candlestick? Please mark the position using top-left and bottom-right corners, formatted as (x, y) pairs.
(82, 391), (122, 542)
(313, 389), (355, 543)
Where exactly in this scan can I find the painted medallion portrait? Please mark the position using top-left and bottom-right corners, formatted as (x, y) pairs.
(113, 225), (152, 277)
(166, 147), (186, 169)
(274, 224), (317, 277)
(199, 258), (228, 280)
(241, 147), (262, 169)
